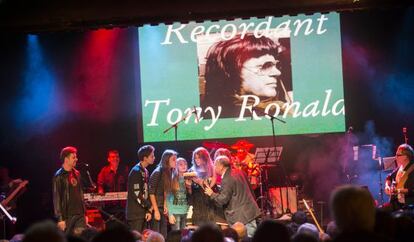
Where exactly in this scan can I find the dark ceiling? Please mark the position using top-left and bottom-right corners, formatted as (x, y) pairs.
(0, 0), (412, 33)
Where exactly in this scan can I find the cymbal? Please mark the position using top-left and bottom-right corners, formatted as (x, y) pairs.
(231, 139), (254, 151)
(202, 141), (229, 149)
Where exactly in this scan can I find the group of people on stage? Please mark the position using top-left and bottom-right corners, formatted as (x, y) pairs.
(52, 145), (261, 238)
(51, 142), (414, 239)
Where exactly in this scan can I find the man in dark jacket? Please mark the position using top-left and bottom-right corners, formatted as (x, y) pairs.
(126, 145), (155, 232)
(205, 155), (261, 237)
(53, 146), (86, 236)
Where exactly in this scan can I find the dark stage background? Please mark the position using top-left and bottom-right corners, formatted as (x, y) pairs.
(0, 7), (413, 232)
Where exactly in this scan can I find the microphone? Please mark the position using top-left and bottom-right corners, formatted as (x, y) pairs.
(403, 127), (408, 144)
(193, 106), (200, 123)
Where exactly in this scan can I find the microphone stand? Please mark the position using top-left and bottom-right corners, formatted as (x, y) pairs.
(253, 108), (291, 215)
(80, 163), (97, 192)
(86, 169), (97, 191)
(99, 207), (126, 226)
(0, 203), (16, 224)
(163, 107), (198, 148)
(256, 149), (272, 217)
(378, 159), (384, 206)
(84, 201), (127, 228)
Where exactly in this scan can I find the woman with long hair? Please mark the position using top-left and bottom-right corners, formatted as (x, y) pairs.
(188, 147), (226, 226)
(149, 149), (177, 238)
(166, 157), (190, 230)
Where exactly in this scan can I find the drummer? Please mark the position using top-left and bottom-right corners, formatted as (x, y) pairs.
(213, 148), (232, 161)
(231, 140), (260, 189)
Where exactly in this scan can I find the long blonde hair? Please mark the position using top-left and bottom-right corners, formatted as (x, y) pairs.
(171, 157), (188, 195)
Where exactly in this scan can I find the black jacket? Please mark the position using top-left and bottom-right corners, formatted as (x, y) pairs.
(52, 168), (84, 222)
(126, 163), (152, 220)
(211, 168), (261, 224)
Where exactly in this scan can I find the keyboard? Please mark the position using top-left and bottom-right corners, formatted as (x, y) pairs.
(84, 192), (127, 202)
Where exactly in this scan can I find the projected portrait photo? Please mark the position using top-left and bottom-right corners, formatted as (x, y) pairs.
(197, 31), (293, 118)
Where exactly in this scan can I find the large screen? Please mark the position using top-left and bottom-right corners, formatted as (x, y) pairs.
(138, 12), (345, 142)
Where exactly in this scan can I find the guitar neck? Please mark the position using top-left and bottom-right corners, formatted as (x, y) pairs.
(1, 181), (28, 207)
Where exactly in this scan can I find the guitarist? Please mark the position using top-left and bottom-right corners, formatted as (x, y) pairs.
(0, 166), (27, 240)
(384, 144), (414, 211)
(0, 166), (27, 211)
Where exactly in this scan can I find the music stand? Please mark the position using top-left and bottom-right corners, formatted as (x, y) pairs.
(353, 144), (392, 206)
(255, 147), (283, 164)
(252, 107), (289, 216)
(382, 157), (397, 171)
(255, 147), (283, 217)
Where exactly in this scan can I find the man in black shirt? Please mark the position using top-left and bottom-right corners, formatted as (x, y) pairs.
(126, 145), (155, 232)
(53, 146), (87, 236)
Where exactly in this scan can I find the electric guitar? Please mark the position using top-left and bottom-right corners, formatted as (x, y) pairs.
(1, 180), (28, 211)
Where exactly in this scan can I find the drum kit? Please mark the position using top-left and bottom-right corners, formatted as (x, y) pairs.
(203, 139), (264, 189)
(230, 140), (261, 189)
(203, 139), (297, 218)
(203, 139), (274, 197)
